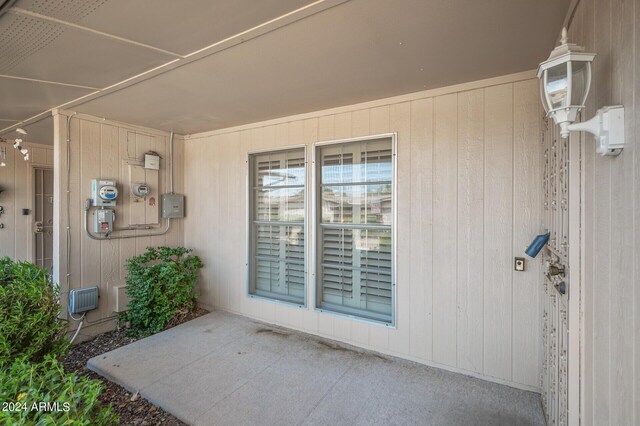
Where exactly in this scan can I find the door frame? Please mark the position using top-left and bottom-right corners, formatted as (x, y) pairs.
(30, 165), (54, 266)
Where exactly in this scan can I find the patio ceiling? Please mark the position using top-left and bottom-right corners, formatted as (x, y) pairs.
(0, 0), (570, 143)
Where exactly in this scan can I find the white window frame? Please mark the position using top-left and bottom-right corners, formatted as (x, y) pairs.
(245, 145), (309, 308)
(312, 133), (397, 327)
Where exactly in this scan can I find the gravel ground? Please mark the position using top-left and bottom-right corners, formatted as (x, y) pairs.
(62, 308), (209, 425)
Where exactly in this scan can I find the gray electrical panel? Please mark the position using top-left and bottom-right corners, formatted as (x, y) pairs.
(69, 286), (99, 314)
(161, 194), (185, 218)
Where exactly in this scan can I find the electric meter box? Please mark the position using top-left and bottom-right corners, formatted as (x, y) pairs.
(161, 194), (185, 218)
(91, 179), (118, 207)
(94, 208), (115, 234)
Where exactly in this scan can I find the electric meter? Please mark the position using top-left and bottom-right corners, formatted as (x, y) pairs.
(91, 179), (118, 207)
(132, 183), (150, 199)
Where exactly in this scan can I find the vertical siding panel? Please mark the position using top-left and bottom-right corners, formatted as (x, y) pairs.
(433, 93), (458, 365)
(368, 105), (391, 350)
(389, 101), (411, 356)
(226, 132), (243, 313)
(80, 120), (101, 322)
(578, 0), (596, 421)
(219, 134), (233, 314)
(483, 83), (513, 381)
(609, 0), (634, 423)
(193, 136), (213, 308)
(212, 134), (225, 310)
(205, 135), (222, 309)
(409, 98), (433, 361)
(456, 88), (484, 374)
(592, 0), (611, 422)
(100, 124), (120, 316)
(512, 80), (541, 387)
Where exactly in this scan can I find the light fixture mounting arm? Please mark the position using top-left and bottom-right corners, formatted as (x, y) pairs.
(567, 105), (625, 156)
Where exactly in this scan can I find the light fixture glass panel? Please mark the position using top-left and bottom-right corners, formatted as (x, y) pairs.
(539, 77), (551, 113)
(570, 61), (589, 105)
(546, 63), (569, 110)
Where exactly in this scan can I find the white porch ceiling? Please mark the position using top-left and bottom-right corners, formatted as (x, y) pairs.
(0, 0), (570, 144)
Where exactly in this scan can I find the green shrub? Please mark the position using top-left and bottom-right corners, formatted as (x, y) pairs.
(121, 246), (203, 336)
(0, 355), (118, 425)
(0, 257), (68, 368)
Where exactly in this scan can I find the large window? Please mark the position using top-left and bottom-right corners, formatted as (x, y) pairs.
(248, 148), (306, 305)
(315, 136), (394, 324)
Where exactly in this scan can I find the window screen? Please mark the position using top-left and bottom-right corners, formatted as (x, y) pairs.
(316, 137), (394, 323)
(248, 148), (306, 305)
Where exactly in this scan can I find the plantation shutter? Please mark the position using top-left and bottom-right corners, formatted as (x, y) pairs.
(249, 148), (306, 304)
(316, 138), (394, 323)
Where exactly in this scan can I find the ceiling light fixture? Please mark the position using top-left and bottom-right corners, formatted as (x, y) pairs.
(11, 128), (30, 162)
(537, 28), (624, 156)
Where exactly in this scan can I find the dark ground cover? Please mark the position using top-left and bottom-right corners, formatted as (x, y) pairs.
(62, 308), (209, 425)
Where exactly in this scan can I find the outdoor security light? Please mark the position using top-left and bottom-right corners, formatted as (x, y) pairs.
(537, 28), (625, 156)
(12, 128), (30, 162)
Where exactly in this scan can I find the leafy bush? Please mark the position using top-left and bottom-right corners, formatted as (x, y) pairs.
(0, 355), (118, 425)
(121, 246), (203, 336)
(0, 257), (68, 368)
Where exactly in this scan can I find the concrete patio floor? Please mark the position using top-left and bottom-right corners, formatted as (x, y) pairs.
(88, 311), (545, 426)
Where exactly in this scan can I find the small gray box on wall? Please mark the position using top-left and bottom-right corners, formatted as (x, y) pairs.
(69, 286), (99, 314)
(161, 193), (185, 218)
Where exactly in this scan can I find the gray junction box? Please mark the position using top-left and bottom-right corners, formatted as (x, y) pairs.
(161, 194), (185, 218)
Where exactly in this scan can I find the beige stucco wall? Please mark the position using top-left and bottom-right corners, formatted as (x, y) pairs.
(183, 71), (544, 391)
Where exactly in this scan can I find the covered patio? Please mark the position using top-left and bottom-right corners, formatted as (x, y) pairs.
(89, 311), (543, 425)
(1, 0), (638, 424)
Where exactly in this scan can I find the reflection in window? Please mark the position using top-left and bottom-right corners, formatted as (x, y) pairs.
(249, 148), (306, 304)
(316, 137), (394, 323)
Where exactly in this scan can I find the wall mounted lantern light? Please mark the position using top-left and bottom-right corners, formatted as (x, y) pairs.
(537, 28), (624, 156)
